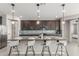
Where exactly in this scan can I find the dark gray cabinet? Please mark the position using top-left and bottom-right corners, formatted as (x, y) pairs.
(0, 35), (7, 49)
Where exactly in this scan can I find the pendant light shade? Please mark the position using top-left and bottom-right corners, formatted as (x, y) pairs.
(62, 21), (65, 24)
(11, 21), (15, 24)
(36, 20), (40, 24)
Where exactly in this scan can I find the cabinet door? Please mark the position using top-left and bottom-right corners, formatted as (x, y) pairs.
(0, 35), (7, 48)
(1, 35), (7, 47)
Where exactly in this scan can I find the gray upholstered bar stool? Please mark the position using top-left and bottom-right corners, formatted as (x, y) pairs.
(55, 40), (69, 56)
(25, 37), (35, 56)
(8, 40), (19, 56)
(41, 37), (51, 56)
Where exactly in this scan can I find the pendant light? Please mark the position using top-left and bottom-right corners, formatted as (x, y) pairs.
(61, 4), (65, 24)
(11, 3), (15, 24)
(36, 3), (40, 24)
(11, 3), (15, 40)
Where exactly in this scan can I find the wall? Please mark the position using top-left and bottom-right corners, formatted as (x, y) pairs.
(6, 14), (20, 40)
(62, 14), (79, 42)
(70, 19), (79, 42)
(65, 21), (70, 42)
(61, 19), (70, 42)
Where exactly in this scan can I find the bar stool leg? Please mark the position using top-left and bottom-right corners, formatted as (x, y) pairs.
(55, 44), (59, 56)
(32, 46), (35, 56)
(48, 46), (51, 56)
(16, 46), (19, 56)
(65, 46), (69, 56)
(25, 46), (28, 56)
(61, 45), (63, 56)
(41, 46), (44, 56)
(8, 47), (12, 56)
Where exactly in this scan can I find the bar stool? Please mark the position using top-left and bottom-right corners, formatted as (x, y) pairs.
(55, 40), (69, 56)
(41, 37), (51, 56)
(25, 37), (35, 56)
(8, 40), (19, 56)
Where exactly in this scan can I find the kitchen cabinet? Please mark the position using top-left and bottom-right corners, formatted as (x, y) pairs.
(0, 35), (7, 49)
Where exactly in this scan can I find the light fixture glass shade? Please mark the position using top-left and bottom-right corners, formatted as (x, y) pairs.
(11, 21), (15, 24)
(62, 21), (65, 24)
(36, 20), (40, 24)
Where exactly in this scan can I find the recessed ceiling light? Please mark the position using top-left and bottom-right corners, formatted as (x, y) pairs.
(56, 16), (58, 18)
(19, 16), (22, 18)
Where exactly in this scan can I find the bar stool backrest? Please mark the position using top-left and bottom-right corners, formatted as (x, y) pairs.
(45, 37), (51, 46)
(8, 36), (22, 47)
(28, 37), (35, 46)
(28, 40), (35, 46)
(46, 40), (51, 46)
(59, 41), (67, 46)
(8, 40), (19, 47)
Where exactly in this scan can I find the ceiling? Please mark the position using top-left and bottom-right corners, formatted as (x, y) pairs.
(0, 3), (79, 20)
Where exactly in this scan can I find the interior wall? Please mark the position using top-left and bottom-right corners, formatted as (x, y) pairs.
(70, 19), (79, 42)
(61, 19), (70, 42)
(61, 19), (79, 42)
(65, 21), (70, 42)
(62, 14), (79, 43)
(6, 14), (20, 40)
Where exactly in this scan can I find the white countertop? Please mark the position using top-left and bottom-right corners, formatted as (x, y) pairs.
(10, 36), (65, 41)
